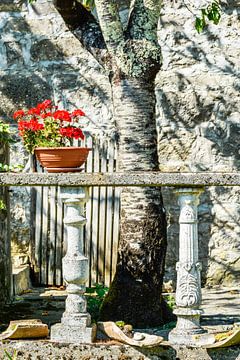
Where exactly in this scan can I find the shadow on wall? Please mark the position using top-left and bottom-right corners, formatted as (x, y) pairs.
(156, 1), (240, 286)
(0, 1), (112, 287)
(0, 3), (111, 121)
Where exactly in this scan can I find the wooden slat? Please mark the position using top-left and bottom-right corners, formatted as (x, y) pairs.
(34, 186), (43, 282)
(48, 186), (57, 285)
(98, 141), (107, 283)
(105, 140), (115, 286)
(55, 186), (63, 285)
(85, 136), (93, 287)
(91, 138), (100, 285)
(40, 186), (49, 285)
(112, 143), (120, 278)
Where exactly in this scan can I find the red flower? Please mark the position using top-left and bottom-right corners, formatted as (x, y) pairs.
(71, 109), (85, 117)
(37, 99), (52, 112)
(18, 119), (44, 133)
(60, 127), (84, 140)
(41, 112), (53, 119)
(28, 107), (41, 116)
(13, 110), (25, 119)
(53, 110), (71, 122)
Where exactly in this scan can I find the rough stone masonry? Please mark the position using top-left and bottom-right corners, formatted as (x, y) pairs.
(0, 0), (239, 292)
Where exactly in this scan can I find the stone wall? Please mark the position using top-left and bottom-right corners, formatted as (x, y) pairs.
(0, 0), (239, 288)
(157, 1), (240, 286)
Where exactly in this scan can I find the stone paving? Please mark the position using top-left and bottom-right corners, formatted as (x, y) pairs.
(0, 287), (239, 359)
(0, 286), (239, 334)
(201, 287), (240, 328)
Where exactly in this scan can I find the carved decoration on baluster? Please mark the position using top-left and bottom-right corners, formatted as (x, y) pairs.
(176, 262), (202, 307)
(179, 204), (196, 222)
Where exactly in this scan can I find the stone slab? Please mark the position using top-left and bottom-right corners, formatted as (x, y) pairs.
(12, 265), (30, 296)
(51, 323), (95, 344)
(0, 172), (239, 187)
(2, 340), (240, 360)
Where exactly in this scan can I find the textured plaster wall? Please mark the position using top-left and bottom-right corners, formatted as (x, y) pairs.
(0, 0), (239, 287)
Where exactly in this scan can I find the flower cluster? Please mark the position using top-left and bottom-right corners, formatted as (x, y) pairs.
(13, 100), (86, 153)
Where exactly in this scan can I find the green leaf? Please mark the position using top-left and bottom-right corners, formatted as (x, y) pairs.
(195, 17), (205, 33)
(81, 0), (95, 11)
(195, 1), (221, 33)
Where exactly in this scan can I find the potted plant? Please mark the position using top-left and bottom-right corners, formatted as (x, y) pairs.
(13, 100), (91, 172)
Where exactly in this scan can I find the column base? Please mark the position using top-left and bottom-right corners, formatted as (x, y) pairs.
(169, 308), (206, 346)
(168, 330), (211, 347)
(51, 323), (96, 344)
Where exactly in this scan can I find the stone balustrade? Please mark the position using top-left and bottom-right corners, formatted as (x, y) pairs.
(1, 171), (239, 346)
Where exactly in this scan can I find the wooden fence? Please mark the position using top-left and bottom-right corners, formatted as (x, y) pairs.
(32, 136), (120, 287)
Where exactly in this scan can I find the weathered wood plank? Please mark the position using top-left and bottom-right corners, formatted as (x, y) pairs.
(55, 186), (63, 285)
(34, 186), (42, 282)
(40, 186), (49, 285)
(91, 140), (100, 285)
(48, 186), (57, 285)
(98, 142), (107, 283)
(105, 140), (115, 286)
(85, 136), (93, 287)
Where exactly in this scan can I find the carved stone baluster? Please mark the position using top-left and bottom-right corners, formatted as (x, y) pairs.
(169, 187), (205, 345)
(51, 187), (95, 343)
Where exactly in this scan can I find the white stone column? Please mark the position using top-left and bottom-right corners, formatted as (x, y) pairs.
(51, 187), (95, 343)
(169, 187), (205, 345)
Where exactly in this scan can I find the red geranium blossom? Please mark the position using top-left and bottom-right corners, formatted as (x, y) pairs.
(13, 109), (25, 119)
(37, 99), (52, 112)
(60, 127), (84, 140)
(41, 112), (53, 119)
(18, 119), (44, 132)
(53, 110), (71, 122)
(71, 109), (86, 117)
(28, 107), (41, 116)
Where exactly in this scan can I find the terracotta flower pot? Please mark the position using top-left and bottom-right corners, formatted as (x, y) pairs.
(34, 147), (91, 172)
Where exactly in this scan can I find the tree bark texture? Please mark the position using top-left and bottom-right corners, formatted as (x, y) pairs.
(99, 79), (170, 327)
(53, 0), (171, 327)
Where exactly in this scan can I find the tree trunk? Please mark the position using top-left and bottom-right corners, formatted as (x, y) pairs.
(100, 78), (171, 327)
(52, 0), (172, 327)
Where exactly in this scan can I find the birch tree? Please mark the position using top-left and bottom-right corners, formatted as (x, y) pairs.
(39, 0), (220, 327)
(49, 0), (168, 327)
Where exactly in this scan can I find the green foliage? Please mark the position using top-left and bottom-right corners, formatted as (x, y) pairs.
(0, 121), (13, 145)
(3, 349), (17, 360)
(195, 1), (221, 33)
(85, 284), (108, 322)
(165, 294), (175, 310)
(115, 320), (125, 328)
(26, 0), (95, 10)
(81, 0), (95, 11)
(0, 200), (6, 211)
(0, 163), (24, 173)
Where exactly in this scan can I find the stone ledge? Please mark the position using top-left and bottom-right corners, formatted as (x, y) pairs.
(2, 340), (240, 360)
(0, 172), (239, 187)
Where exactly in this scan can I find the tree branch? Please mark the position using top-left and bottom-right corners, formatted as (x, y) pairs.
(127, 0), (162, 42)
(94, 0), (125, 55)
(53, 0), (107, 66)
